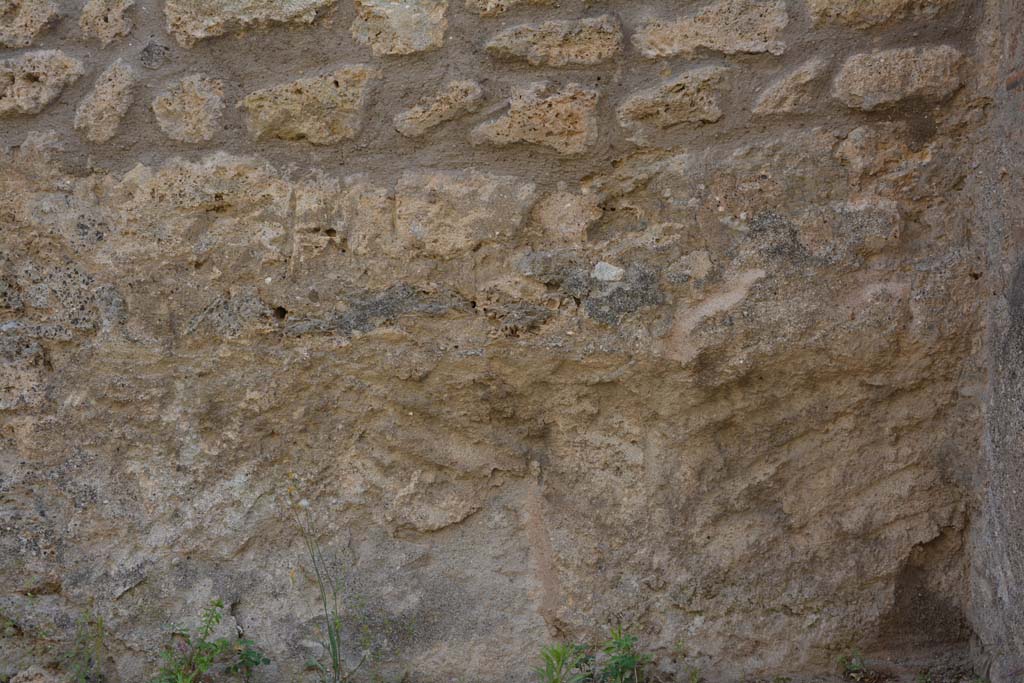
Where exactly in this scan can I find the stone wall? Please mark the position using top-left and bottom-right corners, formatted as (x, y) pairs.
(0, 0), (1018, 681)
(970, 0), (1024, 680)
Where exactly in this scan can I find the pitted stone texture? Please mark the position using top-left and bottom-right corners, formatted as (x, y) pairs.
(0, 0), (56, 47)
(471, 82), (599, 156)
(75, 59), (136, 143)
(152, 74), (225, 143)
(533, 190), (603, 243)
(618, 66), (729, 131)
(396, 170), (536, 257)
(0, 50), (84, 116)
(753, 58), (828, 116)
(795, 197), (902, 263)
(394, 80), (483, 137)
(485, 15), (622, 67)
(79, 0), (133, 45)
(632, 0), (787, 58)
(9, 666), (64, 683)
(164, 0), (335, 46)
(239, 66), (378, 144)
(351, 0), (447, 56)
(465, 0), (550, 16)
(833, 45), (963, 111)
(808, 0), (957, 27)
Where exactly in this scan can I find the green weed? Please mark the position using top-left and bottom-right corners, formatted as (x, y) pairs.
(151, 599), (269, 683)
(62, 610), (107, 683)
(534, 643), (592, 683)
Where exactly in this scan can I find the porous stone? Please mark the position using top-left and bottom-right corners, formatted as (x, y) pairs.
(753, 58), (829, 116)
(807, 0), (957, 27)
(74, 59), (136, 143)
(396, 170), (536, 256)
(591, 261), (624, 282)
(0, 50), (83, 116)
(79, 0), (134, 45)
(0, 0), (56, 47)
(152, 74), (225, 143)
(9, 666), (64, 683)
(632, 0), (788, 58)
(465, 0), (550, 16)
(532, 189), (602, 243)
(833, 45), (964, 111)
(239, 66), (378, 144)
(164, 0), (335, 46)
(351, 0), (447, 56)
(394, 80), (483, 137)
(618, 66), (729, 130)
(471, 82), (598, 155)
(0, 0), (1019, 681)
(485, 15), (622, 67)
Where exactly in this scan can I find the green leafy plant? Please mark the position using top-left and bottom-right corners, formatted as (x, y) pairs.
(535, 643), (592, 683)
(227, 639), (271, 683)
(598, 627), (653, 683)
(62, 610), (108, 683)
(291, 502), (366, 683)
(152, 599), (269, 683)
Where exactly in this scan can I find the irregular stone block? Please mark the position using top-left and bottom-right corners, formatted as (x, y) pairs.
(0, 0), (56, 47)
(351, 0), (447, 56)
(795, 197), (902, 262)
(342, 176), (397, 256)
(485, 14), (622, 67)
(152, 74), (225, 143)
(396, 170), (536, 256)
(465, 0), (550, 16)
(618, 66), (728, 130)
(79, 0), (134, 44)
(532, 190), (602, 243)
(833, 45), (963, 111)
(75, 59), (136, 143)
(9, 666), (64, 683)
(753, 57), (828, 116)
(394, 80), (483, 137)
(808, 0), (957, 27)
(471, 82), (599, 156)
(0, 50), (84, 116)
(164, 0), (335, 46)
(239, 66), (378, 144)
(592, 261), (624, 282)
(632, 0), (787, 58)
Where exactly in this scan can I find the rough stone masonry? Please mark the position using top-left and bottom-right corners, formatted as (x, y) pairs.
(0, 0), (1022, 682)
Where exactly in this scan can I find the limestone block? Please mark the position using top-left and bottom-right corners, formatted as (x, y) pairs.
(394, 80), (483, 137)
(75, 59), (136, 143)
(632, 0), (787, 58)
(164, 0), (335, 46)
(485, 15), (622, 67)
(0, 50), (84, 116)
(753, 58), (829, 116)
(833, 45), (963, 111)
(0, 0), (57, 48)
(79, 0), (133, 44)
(351, 0), (447, 56)
(532, 190), (603, 243)
(152, 74), (225, 143)
(395, 170), (536, 256)
(808, 0), (957, 27)
(618, 66), (729, 130)
(239, 66), (378, 145)
(471, 82), (599, 156)
(465, 0), (550, 15)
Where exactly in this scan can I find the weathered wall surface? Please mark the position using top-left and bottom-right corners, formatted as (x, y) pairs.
(0, 0), (1016, 681)
(970, 0), (1024, 680)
